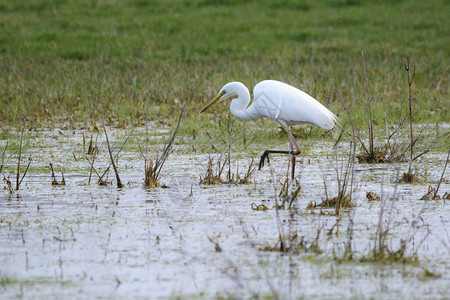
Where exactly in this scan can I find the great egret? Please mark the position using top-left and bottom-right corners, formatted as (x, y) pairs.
(200, 80), (338, 178)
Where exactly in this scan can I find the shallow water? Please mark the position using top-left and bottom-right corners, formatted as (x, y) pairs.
(0, 127), (449, 299)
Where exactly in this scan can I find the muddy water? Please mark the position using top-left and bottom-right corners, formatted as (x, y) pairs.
(0, 128), (449, 299)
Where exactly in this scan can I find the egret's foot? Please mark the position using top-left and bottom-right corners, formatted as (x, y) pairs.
(258, 150), (300, 171)
(259, 151), (271, 170)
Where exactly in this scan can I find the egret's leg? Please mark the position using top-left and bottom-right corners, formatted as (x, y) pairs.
(287, 127), (301, 155)
(288, 138), (297, 179)
(287, 127), (300, 179)
(291, 155), (296, 179)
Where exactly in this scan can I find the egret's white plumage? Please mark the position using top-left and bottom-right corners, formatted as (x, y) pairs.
(202, 80), (337, 130)
(201, 79), (338, 177)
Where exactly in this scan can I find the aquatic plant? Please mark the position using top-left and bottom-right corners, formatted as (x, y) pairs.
(141, 104), (185, 188)
(49, 163), (66, 186)
(199, 155), (226, 185)
(366, 172), (429, 264)
(200, 116), (255, 185)
(141, 83), (193, 188)
(320, 89), (358, 216)
(277, 177), (302, 210)
(83, 123), (133, 187)
(421, 150), (450, 200)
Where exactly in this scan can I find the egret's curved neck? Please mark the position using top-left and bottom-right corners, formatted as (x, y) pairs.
(229, 86), (259, 121)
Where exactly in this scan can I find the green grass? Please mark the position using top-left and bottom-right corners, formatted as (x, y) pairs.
(0, 0), (448, 138)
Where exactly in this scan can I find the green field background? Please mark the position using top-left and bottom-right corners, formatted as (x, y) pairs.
(0, 0), (448, 128)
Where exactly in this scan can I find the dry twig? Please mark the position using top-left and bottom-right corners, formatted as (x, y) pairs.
(15, 116), (31, 191)
(102, 118), (123, 188)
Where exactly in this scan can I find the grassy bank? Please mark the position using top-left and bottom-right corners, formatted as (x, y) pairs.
(0, 0), (448, 134)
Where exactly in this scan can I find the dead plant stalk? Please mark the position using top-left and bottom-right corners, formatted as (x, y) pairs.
(334, 88), (358, 215)
(0, 141), (7, 174)
(102, 117), (123, 188)
(405, 56), (415, 174)
(16, 116), (31, 190)
(361, 48), (375, 159)
(434, 149), (450, 199)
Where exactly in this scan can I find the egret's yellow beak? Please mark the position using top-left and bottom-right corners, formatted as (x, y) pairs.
(200, 91), (225, 114)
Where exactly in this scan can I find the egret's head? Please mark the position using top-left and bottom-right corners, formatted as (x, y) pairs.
(200, 83), (238, 114)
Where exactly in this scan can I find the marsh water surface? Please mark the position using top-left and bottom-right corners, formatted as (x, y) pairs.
(0, 127), (449, 299)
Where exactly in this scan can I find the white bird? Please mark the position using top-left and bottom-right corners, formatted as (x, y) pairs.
(200, 80), (338, 178)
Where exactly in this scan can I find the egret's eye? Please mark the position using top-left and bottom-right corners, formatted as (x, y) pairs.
(220, 90), (226, 96)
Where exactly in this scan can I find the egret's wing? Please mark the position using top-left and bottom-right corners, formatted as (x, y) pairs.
(254, 80), (337, 130)
(252, 80), (285, 120)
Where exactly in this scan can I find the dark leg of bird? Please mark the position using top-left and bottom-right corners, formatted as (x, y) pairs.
(258, 127), (302, 171)
(259, 150), (293, 170)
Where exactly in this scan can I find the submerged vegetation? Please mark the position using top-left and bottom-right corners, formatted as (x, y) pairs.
(199, 155), (256, 185)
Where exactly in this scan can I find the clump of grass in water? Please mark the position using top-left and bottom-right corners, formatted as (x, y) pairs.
(400, 57), (430, 183)
(141, 103), (187, 188)
(1, 118), (32, 192)
(260, 182), (323, 254)
(141, 82), (193, 188)
(360, 200), (427, 265)
(399, 171), (420, 183)
(143, 159), (160, 188)
(236, 158), (256, 184)
(355, 50), (429, 165)
(49, 163), (66, 186)
(259, 165), (320, 254)
(421, 149), (450, 200)
(83, 121), (133, 187)
(2, 174), (13, 194)
(260, 229), (323, 255)
(341, 170), (429, 264)
(310, 192), (354, 210)
(366, 191), (381, 201)
(199, 156), (226, 185)
(83, 134), (98, 155)
(200, 116), (255, 185)
(308, 91), (357, 215)
(102, 117), (124, 188)
(277, 177), (302, 210)
(356, 48), (389, 164)
(199, 156), (256, 185)
(83, 132), (106, 185)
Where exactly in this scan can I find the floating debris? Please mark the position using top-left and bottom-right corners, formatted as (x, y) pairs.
(251, 203), (268, 211)
(400, 171), (420, 183)
(366, 191), (381, 201)
(421, 185), (442, 201)
(313, 193), (354, 209)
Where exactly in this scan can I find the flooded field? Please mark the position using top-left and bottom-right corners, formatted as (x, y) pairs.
(0, 126), (449, 299)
